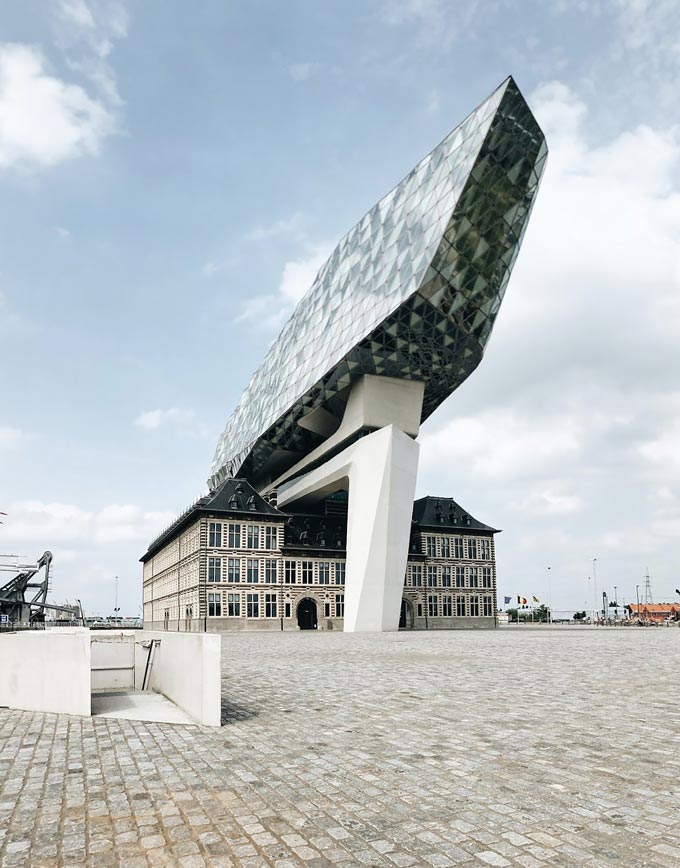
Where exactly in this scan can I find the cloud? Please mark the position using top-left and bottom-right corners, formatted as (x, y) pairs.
(2, 499), (173, 545)
(0, 426), (23, 450)
(0, 290), (31, 335)
(511, 487), (584, 516)
(242, 212), (307, 243)
(54, 0), (129, 106)
(421, 410), (583, 480)
(0, 42), (115, 172)
(287, 62), (323, 82)
(235, 244), (332, 332)
(201, 257), (236, 277)
(381, 0), (482, 46)
(134, 408), (193, 431)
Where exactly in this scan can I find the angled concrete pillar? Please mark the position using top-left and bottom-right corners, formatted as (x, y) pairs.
(277, 425), (419, 631)
(276, 372), (424, 631)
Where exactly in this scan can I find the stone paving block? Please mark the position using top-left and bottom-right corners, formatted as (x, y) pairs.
(1, 630), (680, 866)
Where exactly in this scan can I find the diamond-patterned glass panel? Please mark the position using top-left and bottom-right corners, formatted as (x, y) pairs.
(210, 77), (547, 489)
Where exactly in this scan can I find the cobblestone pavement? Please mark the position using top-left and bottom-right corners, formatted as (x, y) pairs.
(1, 627), (680, 867)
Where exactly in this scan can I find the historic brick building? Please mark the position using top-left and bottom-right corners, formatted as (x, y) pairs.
(141, 479), (499, 631)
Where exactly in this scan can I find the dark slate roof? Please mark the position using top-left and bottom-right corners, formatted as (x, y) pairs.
(283, 513), (346, 553)
(411, 496), (499, 533)
(141, 479), (286, 562)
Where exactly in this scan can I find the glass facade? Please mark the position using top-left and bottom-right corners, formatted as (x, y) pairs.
(210, 76), (547, 488)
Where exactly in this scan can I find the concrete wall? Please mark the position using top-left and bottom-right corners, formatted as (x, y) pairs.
(0, 628), (91, 716)
(140, 631), (221, 726)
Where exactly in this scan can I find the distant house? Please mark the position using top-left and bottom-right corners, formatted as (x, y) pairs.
(626, 603), (680, 623)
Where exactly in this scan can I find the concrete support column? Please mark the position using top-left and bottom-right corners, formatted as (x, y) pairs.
(277, 424), (420, 632)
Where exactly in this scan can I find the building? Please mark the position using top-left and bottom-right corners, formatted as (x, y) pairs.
(142, 479), (499, 631)
(143, 76), (544, 632)
(626, 604), (680, 624)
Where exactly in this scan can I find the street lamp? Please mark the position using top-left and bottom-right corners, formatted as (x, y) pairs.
(547, 565), (552, 624)
(592, 558), (598, 624)
(636, 583), (640, 622)
(614, 585), (618, 621)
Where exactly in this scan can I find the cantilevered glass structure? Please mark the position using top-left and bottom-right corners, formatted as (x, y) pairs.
(210, 76), (547, 490)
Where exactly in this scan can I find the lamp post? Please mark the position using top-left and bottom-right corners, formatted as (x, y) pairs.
(614, 585), (618, 621)
(592, 558), (598, 624)
(114, 575), (121, 624)
(547, 565), (552, 624)
(636, 583), (640, 622)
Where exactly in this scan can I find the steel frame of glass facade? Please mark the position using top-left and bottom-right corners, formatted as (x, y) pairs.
(210, 76), (547, 490)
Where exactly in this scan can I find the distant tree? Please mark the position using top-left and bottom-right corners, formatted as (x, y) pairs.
(533, 604), (550, 623)
(573, 610), (587, 621)
(506, 607), (519, 623)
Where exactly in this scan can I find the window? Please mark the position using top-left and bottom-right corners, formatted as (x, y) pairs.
(411, 565), (422, 587)
(265, 560), (277, 583)
(318, 562), (330, 585)
(209, 522), (222, 547)
(163, 609), (169, 629)
(227, 593), (240, 617)
(246, 593), (259, 618)
(301, 561), (313, 584)
(468, 567), (478, 588)
(334, 562), (345, 585)
(427, 566), (437, 587)
(265, 593), (277, 618)
(228, 523), (241, 548)
(442, 566), (452, 588)
(426, 536), (436, 557)
(455, 566), (465, 588)
(428, 595), (438, 617)
(264, 526), (278, 550)
(247, 559), (259, 583)
(483, 596), (493, 617)
(468, 539), (478, 560)
(470, 595), (480, 617)
(417, 603), (423, 617)
(480, 539), (491, 560)
(453, 538), (463, 558)
(247, 526), (259, 549)
(324, 601), (331, 617)
(227, 557), (241, 583)
(440, 537), (451, 558)
(207, 557), (221, 583)
(284, 601), (291, 618)
(208, 592), (221, 617)
(482, 567), (492, 588)
(442, 595), (453, 617)
(456, 595), (466, 617)
(284, 560), (296, 584)
(335, 594), (344, 617)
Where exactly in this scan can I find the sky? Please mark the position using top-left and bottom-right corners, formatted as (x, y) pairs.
(1, 0), (679, 618)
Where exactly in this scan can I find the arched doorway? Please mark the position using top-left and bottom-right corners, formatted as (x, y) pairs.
(297, 598), (318, 630)
(399, 599), (413, 630)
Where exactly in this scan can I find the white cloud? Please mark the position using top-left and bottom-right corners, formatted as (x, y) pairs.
(243, 212), (307, 243)
(2, 499), (173, 545)
(0, 426), (22, 450)
(287, 62), (322, 82)
(55, 0), (129, 105)
(201, 257), (235, 277)
(134, 408), (192, 430)
(0, 290), (30, 335)
(511, 487), (584, 516)
(0, 42), (114, 171)
(235, 244), (332, 332)
(381, 0), (482, 45)
(421, 410), (583, 480)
